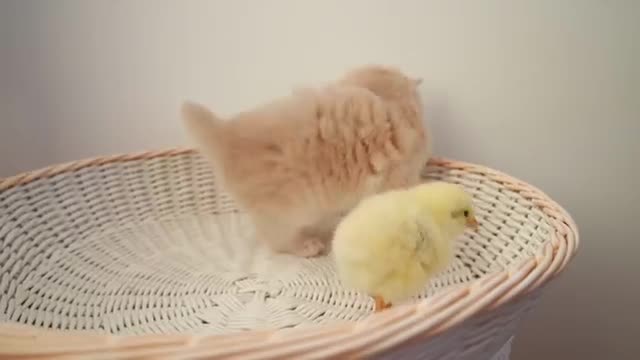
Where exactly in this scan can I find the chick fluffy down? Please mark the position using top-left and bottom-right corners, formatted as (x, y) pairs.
(332, 189), (454, 304)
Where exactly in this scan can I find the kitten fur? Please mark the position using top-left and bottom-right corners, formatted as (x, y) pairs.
(182, 65), (431, 257)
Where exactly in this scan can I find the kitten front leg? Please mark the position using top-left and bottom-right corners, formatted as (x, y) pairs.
(292, 233), (327, 258)
(251, 212), (327, 258)
(291, 226), (331, 258)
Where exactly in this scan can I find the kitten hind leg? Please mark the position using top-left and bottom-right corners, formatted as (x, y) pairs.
(383, 164), (422, 190)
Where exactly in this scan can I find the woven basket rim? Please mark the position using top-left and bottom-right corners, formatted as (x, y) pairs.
(0, 147), (579, 359)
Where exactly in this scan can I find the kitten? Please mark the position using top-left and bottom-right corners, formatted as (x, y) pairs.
(182, 65), (431, 257)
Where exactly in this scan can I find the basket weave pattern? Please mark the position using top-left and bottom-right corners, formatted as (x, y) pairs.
(0, 148), (578, 359)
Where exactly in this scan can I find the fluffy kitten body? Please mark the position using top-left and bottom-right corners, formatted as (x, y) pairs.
(182, 65), (431, 257)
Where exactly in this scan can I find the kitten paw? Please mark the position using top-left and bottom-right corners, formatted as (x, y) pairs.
(294, 236), (327, 258)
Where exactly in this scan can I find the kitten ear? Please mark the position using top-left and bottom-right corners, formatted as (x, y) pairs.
(413, 78), (423, 86)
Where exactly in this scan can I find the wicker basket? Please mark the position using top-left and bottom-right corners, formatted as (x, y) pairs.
(0, 148), (578, 359)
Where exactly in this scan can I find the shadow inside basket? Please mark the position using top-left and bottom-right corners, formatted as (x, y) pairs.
(0, 153), (553, 336)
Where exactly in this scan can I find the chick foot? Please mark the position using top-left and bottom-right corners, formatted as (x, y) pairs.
(373, 295), (392, 312)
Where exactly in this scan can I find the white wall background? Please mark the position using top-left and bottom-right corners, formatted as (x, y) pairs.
(1, 1), (638, 358)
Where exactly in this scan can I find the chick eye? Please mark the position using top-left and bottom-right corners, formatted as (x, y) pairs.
(463, 210), (469, 217)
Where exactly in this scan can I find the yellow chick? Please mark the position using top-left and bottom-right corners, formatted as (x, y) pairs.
(332, 181), (479, 312)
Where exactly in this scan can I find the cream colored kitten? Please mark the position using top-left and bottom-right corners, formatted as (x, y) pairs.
(182, 65), (431, 257)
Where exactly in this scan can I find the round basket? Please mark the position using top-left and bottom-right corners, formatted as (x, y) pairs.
(0, 148), (578, 359)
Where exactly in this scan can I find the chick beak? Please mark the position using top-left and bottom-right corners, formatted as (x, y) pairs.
(466, 215), (479, 230)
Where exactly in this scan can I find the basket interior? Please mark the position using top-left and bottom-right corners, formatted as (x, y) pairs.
(0, 153), (553, 335)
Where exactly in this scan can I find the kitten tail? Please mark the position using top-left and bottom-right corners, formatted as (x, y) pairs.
(181, 101), (228, 170)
